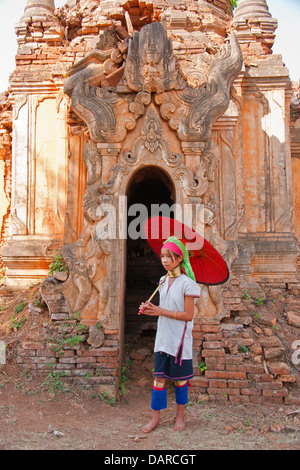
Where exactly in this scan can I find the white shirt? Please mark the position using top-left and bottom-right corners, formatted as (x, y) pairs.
(154, 274), (201, 360)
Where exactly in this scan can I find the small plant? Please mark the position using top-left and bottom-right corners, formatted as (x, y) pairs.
(96, 321), (102, 329)
(243, 417), (253, 428)
(254, 312), (260, 320)
(95, 367), (103, 377)
(42, 371), (66, 397)
(48, 252), (68, 275)
(243, 290), (251, 300)
(63, 335), (84, 347)
(197, 362), (207, 373)
(15, 302), (27, 314)
(255, 297), (265, 306)
(9, 316), (27, 331)
(98, 390), (116, 406)
(240, 345), (248, 354)
(119, 361), (133, 396)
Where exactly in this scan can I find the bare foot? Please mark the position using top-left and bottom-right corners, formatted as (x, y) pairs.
(141, 415), (160, 434)
(173, 414), (185, 431)
(173, 405), (186, 431)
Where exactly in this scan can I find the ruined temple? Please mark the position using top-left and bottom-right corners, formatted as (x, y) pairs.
(0, 0), (299, 402)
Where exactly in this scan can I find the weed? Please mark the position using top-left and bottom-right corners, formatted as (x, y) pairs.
(41, 371), (66, 397)
(243, 417), (253, 428)
(9, 316), (27, 331)
(63, 335), (85, 347)
(240, 345), (248, 354)
(98, 390), (116, 406)
(243, 290), (251, 300)
(254, 312), (260, 320)
(48, 252), (69, 275)
(119, 361), (133, 396)
(255, 297), (265, 306)
(15, 302), (27, 314)
(197, 362), (207, 373)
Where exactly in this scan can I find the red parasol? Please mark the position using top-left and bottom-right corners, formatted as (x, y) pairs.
(143, 216), (229, 286)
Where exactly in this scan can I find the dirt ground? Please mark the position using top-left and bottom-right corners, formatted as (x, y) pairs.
(0, 359), (300, 452)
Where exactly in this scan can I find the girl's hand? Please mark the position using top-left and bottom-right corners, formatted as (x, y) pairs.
(138, 301), (148, 315)
(139, 302), (161, 316)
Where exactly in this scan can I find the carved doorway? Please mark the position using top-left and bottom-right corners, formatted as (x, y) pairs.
(124, 166), (175, 344)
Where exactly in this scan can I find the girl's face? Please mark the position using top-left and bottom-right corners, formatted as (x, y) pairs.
(161, 248), (183, 272)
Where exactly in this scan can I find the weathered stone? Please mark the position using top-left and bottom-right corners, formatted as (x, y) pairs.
(287, 312), (300, 328)
(87, 324), (105, 349)
(53, 271), (69, 282)
(263, 347), (285, 360)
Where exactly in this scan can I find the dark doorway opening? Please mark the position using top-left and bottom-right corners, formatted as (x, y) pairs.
(125, 166), (175, 344)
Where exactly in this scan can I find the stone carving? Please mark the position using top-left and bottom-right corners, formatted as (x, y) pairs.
(174, 164), (208, 198)
(125, 21), (183, 94)
(83, 140), (102, 185)
(62, 197), (112, 323)
(155, 33), (243, 142)
(195, 206), (238, 319)
(132, 104), (183, 167)
(202, 144), (219, 182)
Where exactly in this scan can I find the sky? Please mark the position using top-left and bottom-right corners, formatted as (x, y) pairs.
(0, 0), (299, 92)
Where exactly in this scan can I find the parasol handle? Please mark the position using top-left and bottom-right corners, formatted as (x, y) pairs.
(138, 273), (169, 315)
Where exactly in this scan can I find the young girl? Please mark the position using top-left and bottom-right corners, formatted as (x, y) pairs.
(139, 236), (201, 433)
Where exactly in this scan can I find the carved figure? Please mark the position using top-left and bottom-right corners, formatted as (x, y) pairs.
(196, 207), (238, 319)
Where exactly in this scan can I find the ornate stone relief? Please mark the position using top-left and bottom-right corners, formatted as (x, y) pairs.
(62, 21), (243, 323)
(154, 34), (243, 142)
(125, 21), (183, 94)
(132, 104), (183, 168)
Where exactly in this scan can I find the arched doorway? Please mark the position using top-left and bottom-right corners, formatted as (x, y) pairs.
(124, 166), (175, 344)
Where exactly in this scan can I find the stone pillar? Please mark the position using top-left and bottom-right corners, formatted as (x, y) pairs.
(232, 0), (277, 56)
(240, 57), (299, 286)
(1, 84), (69, 288)
(21, 0), (56, 20)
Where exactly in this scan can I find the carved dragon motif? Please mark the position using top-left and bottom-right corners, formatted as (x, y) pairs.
(155, 33), (243, 142)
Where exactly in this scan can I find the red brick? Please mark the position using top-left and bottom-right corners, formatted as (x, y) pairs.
(193, 332), (203, 340)
(262, 388), (288, 397)
(209, 379), (227, 388)
(76, 356), (96, 363)
(238, 364), (265, 374)
(256, 382), (283, 390)
(229, 395), (250, 404)
(249, 396), (263, 404)
(78, 348), (118, 357)
(263, 396), (283, 404)
(207, 387), (228, 395)
(201, 325), (221, 333)
(203, 341), (222, 349)
(202, 349), (225, 357)
(228, 380), (249, 388)
(192, 377), (209, 388)
(203, 333), (222, 341)
(267, 363), (291, 375)
(22, 342), (43, 350)
(205, 371), (247, 380)
(241, 387), (261, 396)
